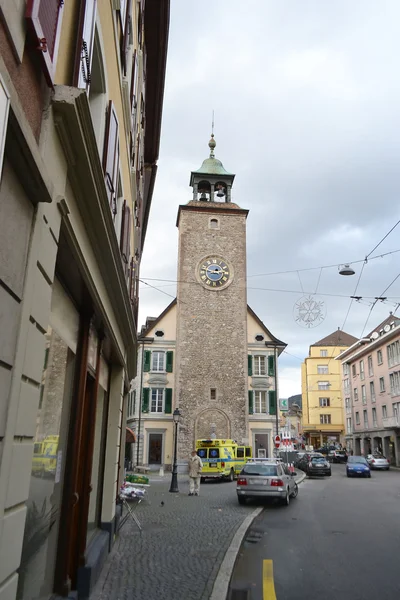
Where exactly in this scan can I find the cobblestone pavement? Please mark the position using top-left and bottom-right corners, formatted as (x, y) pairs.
(91, 476), (257, 600)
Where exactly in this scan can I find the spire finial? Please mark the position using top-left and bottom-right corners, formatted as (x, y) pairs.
(209, 111), (216, 157)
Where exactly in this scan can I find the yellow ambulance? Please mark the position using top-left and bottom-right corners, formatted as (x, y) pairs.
(196, 439), (252, 481)
(32, 435), (59, 477)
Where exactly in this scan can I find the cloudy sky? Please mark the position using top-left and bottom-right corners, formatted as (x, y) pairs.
(139, 0), (400, 397)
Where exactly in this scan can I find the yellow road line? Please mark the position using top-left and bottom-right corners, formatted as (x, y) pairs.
(263, 559), (277, 600)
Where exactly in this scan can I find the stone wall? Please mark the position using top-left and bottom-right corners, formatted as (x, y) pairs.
(175, 202), (249, 457)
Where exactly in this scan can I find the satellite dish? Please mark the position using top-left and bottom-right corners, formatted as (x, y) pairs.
(384, 324), (391, 333)
(370, 331), (379, 340)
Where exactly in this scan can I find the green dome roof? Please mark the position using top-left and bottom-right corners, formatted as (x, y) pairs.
(194, 157), (233, 176)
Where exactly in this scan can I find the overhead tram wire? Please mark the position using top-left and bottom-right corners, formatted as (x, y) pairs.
(139, 247), (400, 285)
(360, 271), (400, 338)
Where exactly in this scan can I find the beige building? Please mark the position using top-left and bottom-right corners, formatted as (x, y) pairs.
(301, 329), (357, 448)
(0, 2), (169, 600)
(127, 137), (286, 466)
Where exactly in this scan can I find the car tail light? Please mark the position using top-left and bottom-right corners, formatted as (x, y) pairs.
(221, 462), (225, 467)
(371, 459), (375, 463)
(308, 462), (313, 468)
(270, 478), (284, 487)
(237, 478), (247, 486)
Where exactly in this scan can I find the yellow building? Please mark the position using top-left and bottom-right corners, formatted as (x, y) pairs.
(301, 329), (357, 448)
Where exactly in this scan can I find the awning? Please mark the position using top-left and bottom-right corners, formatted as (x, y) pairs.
(126, 427), (137, 443)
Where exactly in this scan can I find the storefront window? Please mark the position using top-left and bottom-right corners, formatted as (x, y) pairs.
(18, 279), (78, 600)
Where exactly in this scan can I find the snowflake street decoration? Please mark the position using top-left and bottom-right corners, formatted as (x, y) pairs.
(294, 295), (326, 328)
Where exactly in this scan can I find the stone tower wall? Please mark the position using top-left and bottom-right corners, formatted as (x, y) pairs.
(175, 202), (249, 458)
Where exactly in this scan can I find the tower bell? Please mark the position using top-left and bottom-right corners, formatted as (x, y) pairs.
(189, 134), (235, 203)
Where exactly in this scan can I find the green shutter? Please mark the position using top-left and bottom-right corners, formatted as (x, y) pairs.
(248, 390), (254, 415)
(165, 388), (172, 413)
(268, 354), (275, 377)
(166, 351), (173, 373)
(269, 390), (277, 415)
(143, 350), (151, 372)
(248, 355), (253, 376)
(142, 388), (150, 412)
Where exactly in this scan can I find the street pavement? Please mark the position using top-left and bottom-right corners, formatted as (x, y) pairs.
(228, 464), (400, 600)
(92, 472), (304, 600)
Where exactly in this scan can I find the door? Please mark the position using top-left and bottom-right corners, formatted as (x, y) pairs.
(255, 434), (269, 458)
(148, 434), (162, 464)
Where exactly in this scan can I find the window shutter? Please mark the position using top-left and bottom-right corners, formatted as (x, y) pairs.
(74, 0), (97, 90)
(166, 351), (173, 373)
(165, 388), (172, 414)
(25, 0), (64, 87)
(120, 200), (131, 271)
(121, 0), (132, 76)
(248, 355), (253, 376)
(269, 391), (277, 415)
(130, 50), (138, 132)
(142, 388), (149, 413)
(143, 350), (151, 372)
(103, 101), (120, 212)
(268, 355), (275, 377)
(248, 391), (254, 415)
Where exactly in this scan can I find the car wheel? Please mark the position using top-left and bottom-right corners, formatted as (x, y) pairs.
(327, 472), (332, 477)
(228, 469), (234, 482)
(238, 496), (247, 505)
(346, 473), (351, 477)
(281, 488), (290, 506)
(368, 473), (371, 478)
(200, 477), (205, 483)
(386, 467), (390, 471)
(291, 483), (298, 499)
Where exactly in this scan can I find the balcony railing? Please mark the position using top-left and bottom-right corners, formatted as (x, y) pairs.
(382, 416), (400, 429)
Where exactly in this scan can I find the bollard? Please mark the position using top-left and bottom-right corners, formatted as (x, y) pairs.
(159, 466), (164, 477)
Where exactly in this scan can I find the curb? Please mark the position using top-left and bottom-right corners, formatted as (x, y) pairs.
(209, 472), (306, 600)
(209, 506), (264, 600)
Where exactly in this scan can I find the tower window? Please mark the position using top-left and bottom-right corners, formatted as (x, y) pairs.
(210, 388), (216, 400)
(255, 334), (264, 342)
(155, 330), (164, 337)
(209, 217), (219, 230)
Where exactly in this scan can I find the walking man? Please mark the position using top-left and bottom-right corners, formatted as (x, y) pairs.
(188, 450), (203, 496)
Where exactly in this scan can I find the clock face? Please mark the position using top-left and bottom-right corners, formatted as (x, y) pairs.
(198, 257), (232, 289)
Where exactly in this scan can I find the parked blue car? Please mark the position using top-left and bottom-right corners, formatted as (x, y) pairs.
(346, 456), (371, 478)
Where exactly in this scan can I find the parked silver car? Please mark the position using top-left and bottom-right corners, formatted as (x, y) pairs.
(236, 459), (298, 506)
(366, 454), (390, 470)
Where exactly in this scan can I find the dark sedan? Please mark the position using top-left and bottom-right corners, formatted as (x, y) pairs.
(297, 452), (324, 472)
(346, 456), (371, 478)
(306, 456), (331, 477)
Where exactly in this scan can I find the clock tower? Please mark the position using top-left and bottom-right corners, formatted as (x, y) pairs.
(175, 135), (249, 457)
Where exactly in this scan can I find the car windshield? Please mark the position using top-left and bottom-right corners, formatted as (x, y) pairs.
(348, 456), (368, 465)
(372, 454), (385, 459)
(311, 457), (325, 463)
(242, 464), (278, 476)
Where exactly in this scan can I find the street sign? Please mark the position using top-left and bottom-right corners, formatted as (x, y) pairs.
(279, 398), (289, 411)
(274, 435), (281, 448)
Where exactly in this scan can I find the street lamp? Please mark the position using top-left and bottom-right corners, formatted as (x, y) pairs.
(169, 407), (182, 493)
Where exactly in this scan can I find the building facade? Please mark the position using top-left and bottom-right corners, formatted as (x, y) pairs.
(301, 329), (357, 448)
(0, 2), (169, 599)
(337, 315), (400, 465)
(127, 137), (286, 466)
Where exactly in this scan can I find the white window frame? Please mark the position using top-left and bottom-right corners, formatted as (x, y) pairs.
(253, 355), (267, 376)
(363, 410), (368, 428)
(343, 363), (350, 376)
(361, 385), (366, 404)
(0, 76), (10, 176)
(320, 414), (331, 425)
(318, 381), (330, 390)
(368, 355), (373, 377)
(319, 397), (330, 407)
(353, 388), (358, 402)
(127, 389), (136, 418)
(320, 349), (327, 357)
(359, 360), (365, 380)
(377, 349), (383, 365)
(345, 397), (351, 414)
(151, 351), (165, 372)
(355, 411), (360, 425)
(372, 407), (377, 427)
(382, 405), (387, 418)
(346, 417), (352, 434)
(254, 390), (268, 413)
(370, 381), (375, 403)
(317, 365), (329, 375)
(379, 377), (385, 392)
(150, 387), (164, 413)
